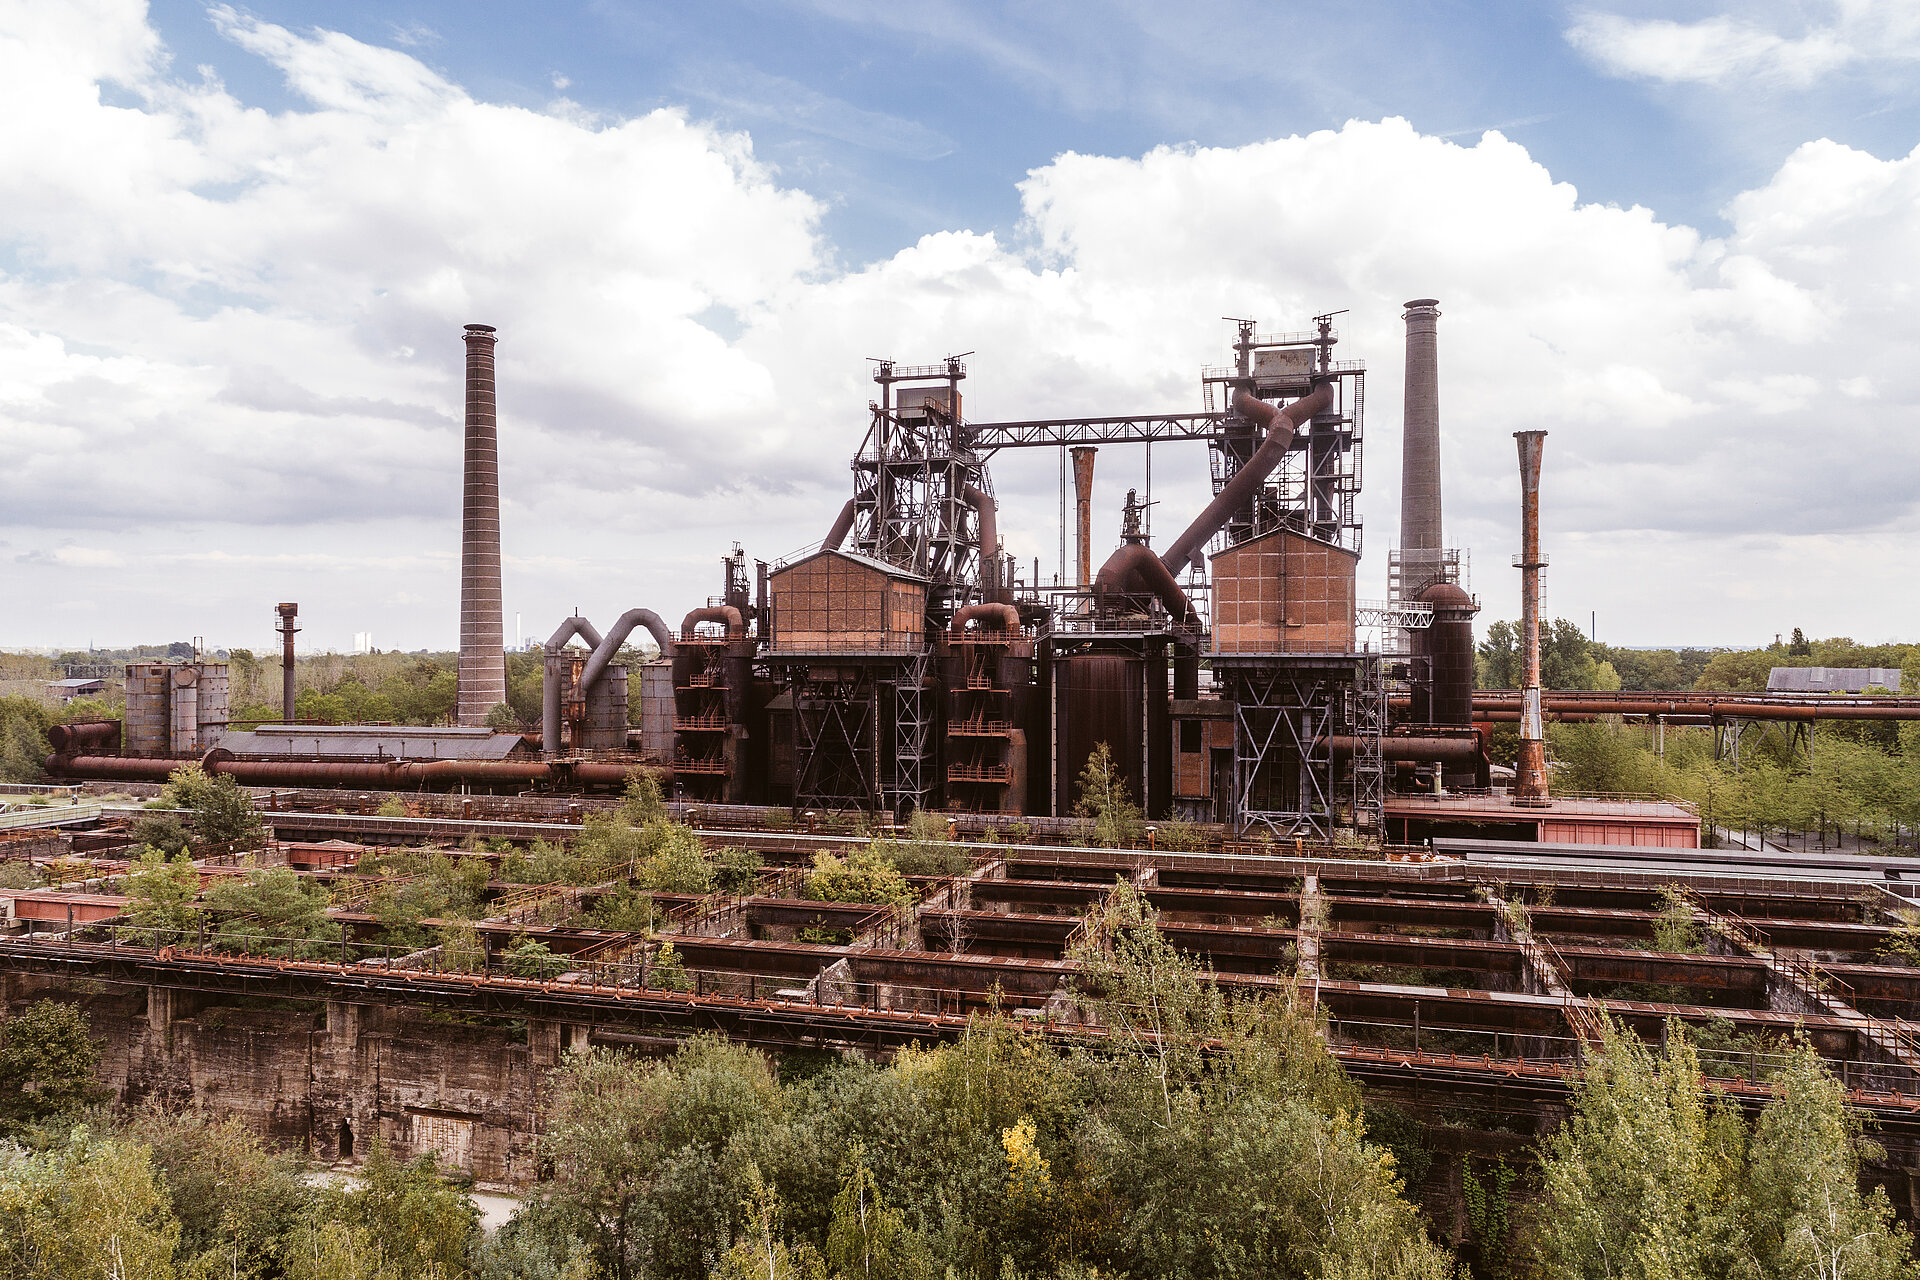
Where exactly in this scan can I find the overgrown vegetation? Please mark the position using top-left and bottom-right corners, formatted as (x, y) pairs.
(1075, 740), (1145, 849)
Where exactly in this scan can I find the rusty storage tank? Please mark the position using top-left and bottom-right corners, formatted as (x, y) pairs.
(1413, 581), (1476, 727)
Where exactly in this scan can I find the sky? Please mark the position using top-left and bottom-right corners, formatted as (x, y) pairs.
(2, 0), (1918, 655)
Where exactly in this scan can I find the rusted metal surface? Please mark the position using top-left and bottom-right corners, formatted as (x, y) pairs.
(1070, 445), (1096, 587)
(46, 721), (120, 753)
(457, 323), (507, 727)
(949, 603), (1021, 636)
(1158, 384), (1335, 575)
(1514, 429), (1550, 802)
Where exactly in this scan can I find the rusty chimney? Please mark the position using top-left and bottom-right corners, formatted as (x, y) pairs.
(457, 323), (508, 726)
(1070, 446), (1097, 589)
(1514, 430), (1550, 805)
(275, 602), (298, 724)
(1401, 299), (1443, 585)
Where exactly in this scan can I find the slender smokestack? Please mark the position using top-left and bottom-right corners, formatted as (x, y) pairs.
(457, 324), (507, 726)
(1071, 446), (1096, 589)
(1401, 299), (1443, 584)
(275, 603), (298, 724)
(1514, 430), (1550, 805)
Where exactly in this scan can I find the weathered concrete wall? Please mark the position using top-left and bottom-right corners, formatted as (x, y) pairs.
(1, 975), (555, 1188)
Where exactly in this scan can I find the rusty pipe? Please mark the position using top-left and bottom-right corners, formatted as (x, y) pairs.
(47, 721), (120, 753)
(949, 603), (1021, 636)
(581, 609), (674, 692)
(681, 605), (743, 638)
(1070, 446), (1096, 587)
(44, 754), (178, 781)
(1513, 430), (1550, 804)
(1092, 542), (1201, 630)
(963, 484), (1004, 603)
(542, 615), (606, 759)
(1160, 383), (1335, 574)
(1328, 735), (1483, 764)
(824, 498), (856, 551)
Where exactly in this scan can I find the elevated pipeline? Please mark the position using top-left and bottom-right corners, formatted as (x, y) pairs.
(950, 603), (1021, 636)
(44, 752), (669, 792)
(541, 615), (605, 759)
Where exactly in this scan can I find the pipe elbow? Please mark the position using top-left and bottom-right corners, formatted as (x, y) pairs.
(681, 605), (744, 638)
(949, 603), (1021, 636)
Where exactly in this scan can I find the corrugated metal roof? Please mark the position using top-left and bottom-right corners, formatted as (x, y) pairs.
(1766, 667), (1904, 693)
(214, 725), (528, 760)
(48, 678), (105, 689)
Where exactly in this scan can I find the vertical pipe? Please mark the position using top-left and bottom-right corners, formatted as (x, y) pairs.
(1514, 430), (1550, 804)
(1071, 446), (1097, 589)
(1057, 445), (1066, 585)
(458, 323), (508, 726)
(275, 602), (298, 724)
(1401, 299), (1443, 587)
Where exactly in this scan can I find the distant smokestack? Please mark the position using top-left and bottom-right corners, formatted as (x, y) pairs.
(1401, 299), (1442, 582)
(457, 324), (507, 726)
(1071, 446), (1097, 589)
(1514, 430), (1550, 805)
(275, 603), (298, 724)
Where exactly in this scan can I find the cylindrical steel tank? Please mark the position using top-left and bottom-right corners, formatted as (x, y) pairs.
(1417, 581), (1476, 728)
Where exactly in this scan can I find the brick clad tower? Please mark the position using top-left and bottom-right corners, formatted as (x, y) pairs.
(457, 323), (507, 726)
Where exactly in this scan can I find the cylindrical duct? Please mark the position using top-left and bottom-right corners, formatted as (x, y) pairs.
(1070, 447), (1096, 588)
(457, 323), (508, 726)
(1401, 299), (1443, 584)
(276, 602), (298, 724)
(1514, 429), (1550, 805)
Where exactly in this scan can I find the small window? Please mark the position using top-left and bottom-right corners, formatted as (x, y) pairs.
(1180, 720), (1201, 754)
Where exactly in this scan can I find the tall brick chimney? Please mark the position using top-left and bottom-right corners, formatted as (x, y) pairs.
(457, 323), (507, 726)
(1400, 299), (1443, 585)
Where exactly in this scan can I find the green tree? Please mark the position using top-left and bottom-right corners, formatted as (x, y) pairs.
(160, 765), (264, 850)
(121, 850), (202, 947)
(823, 1145), (930, 1280)
(0, 1126), (181, 1280)
(1477, 620), (1520, 690)
(205, 867), (342, 959)
(713, 1166), (825, 1280)
(1528, 1020), (1746, 1280)
(1075, 741), (1144, 848)
(1742, 1039), (1915, 1280)
(127, 1106), (314, 1279)
(336, 1136), (480, 1278)
(537, 1038), (778, 1280)
(127, 812), (192, 857)
(804, 846), (911, 907)
(0, 696), (55, 784)
(505, 936), (570, 980)
(0, 1000), (108, 1135)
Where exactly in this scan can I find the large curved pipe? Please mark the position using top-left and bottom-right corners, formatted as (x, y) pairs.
(824, 499), (856, 551)
(1159, 383), (1336, 575)
(46, 753), (673, 792)
(1092, 543), (1201, 630)
(542, 616), (606, 759)
(681, 605), (743, 638)
(949, 603), (1021, 636)
(581, 609), (675, 692)
(962, 484), (1004, 603)
(47, 721), (120, 753)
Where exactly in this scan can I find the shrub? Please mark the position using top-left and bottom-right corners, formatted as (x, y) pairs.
(504, 936), (570, 980)
(805, 845), (912, 906)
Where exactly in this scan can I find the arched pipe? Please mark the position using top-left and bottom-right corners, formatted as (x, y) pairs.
(581, 609), (674, 691)
(949, 603), (1021, 636)
(681, 605), (744, 638)
(542, 615), (605, 759)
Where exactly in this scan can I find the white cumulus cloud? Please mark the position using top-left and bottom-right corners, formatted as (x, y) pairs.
(0, 3), (1916, 651)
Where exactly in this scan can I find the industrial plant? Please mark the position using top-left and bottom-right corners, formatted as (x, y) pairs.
(11, 298), (1920, 1244)
(37, 300), (1737, 846)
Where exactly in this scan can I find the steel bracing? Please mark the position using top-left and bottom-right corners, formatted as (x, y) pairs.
(793, 672), (879, 814)
(885, 648), (934, 817)
(1219, 656), (1377, 839)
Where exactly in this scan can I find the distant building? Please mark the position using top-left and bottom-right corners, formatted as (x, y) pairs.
(46, 677), (106, 704)
(1767, 666), (1904, 694)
